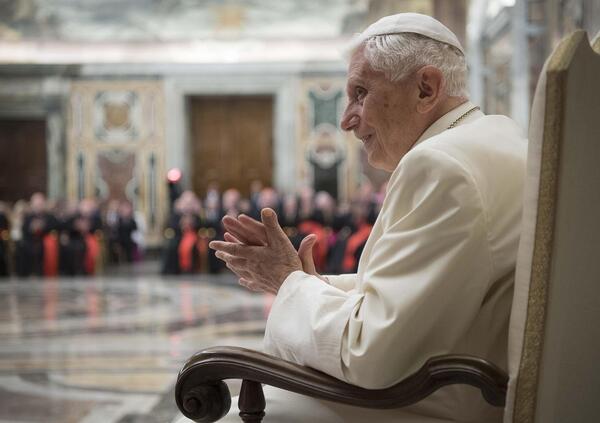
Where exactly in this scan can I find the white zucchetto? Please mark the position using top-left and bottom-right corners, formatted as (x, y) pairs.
(351, 13), (464, 55)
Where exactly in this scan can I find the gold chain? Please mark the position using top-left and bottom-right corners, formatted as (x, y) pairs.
(447, 106), (481, 129)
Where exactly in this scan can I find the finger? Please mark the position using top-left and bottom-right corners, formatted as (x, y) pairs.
(214, 251), (248, 268)
(239, 278), (264, 292)
(215, 251), (255, 282)
(222, 257), (252, 281)
(222, 216), (254, 244)
(209, 241), (260, 259)
(225, 263), (244, 279)
(298, 234), (317, 275)
(260, 208), (289, 246)
(226, 263), (253, 282)
(226, 261), (254, 280)
(224, 232), (241, 244)
(223, 214), (266, 244)
(222, 215), (266, 246)
(238, 215), (268, 243)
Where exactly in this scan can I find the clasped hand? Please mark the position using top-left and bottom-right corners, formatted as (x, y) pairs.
(209, 208), (321, 294)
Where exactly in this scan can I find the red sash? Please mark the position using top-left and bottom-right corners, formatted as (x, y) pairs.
(342, 223), (373, 273)
(298, 221), (328, 272)
(43, 233), (59, 277)
(178, 230), (198, 272)
(197, 230), (209, 273)
(84, 234), (100, 275)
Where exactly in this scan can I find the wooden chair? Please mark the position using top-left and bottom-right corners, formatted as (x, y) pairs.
(175, 31), (600, 423)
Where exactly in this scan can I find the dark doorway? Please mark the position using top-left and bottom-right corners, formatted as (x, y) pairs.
(0, 119), (47, 203)
(189, 96), (273, 197)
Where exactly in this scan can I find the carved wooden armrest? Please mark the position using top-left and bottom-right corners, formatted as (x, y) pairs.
(175, 346), (508, 423)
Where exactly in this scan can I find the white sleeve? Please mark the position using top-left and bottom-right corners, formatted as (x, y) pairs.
(264, 271), (362, 373)
(264, 148), (493, 389)
(325, 274), (357, 292)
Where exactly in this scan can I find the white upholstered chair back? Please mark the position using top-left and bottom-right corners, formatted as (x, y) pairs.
(504, 31), (600, 423)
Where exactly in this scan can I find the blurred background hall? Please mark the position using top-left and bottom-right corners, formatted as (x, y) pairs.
(0, 1), (598, 422)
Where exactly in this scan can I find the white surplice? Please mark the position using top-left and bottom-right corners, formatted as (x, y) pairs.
(255, 102), (527, 423)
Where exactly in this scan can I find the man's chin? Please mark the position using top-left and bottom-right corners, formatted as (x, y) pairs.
(366, 154), (383, 170)
(367, 154), (394, 172)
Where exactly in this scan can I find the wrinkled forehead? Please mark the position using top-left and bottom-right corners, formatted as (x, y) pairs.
(347, 43), (367, 68)
(345, 47), (392, 91)
(346, 47), (374, 80)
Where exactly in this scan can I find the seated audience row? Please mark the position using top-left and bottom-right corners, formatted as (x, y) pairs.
(160, 183), (384, 276)
(0, 193), (140, 277)
(0, 183), (384, 278)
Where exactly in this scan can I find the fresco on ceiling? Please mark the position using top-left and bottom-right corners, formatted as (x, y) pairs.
(0, 0), (366, 41)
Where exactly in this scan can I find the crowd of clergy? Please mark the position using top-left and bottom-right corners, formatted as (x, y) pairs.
(0, 193), (140, 277)
(160, 182), (383, 276)
(0, 182), (383, 278)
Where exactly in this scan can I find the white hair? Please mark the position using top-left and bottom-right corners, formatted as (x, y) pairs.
(352, 32), (468, 97)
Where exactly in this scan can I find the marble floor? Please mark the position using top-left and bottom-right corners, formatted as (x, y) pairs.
(0, 265), (271, 423)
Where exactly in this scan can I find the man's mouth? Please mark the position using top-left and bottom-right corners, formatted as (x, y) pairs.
(360, 134), (373, 144)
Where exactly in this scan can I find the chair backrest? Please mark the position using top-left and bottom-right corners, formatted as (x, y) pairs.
(504, 31), (600, 423)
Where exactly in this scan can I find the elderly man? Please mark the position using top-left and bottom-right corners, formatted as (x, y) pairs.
(206, 13), (526, 423)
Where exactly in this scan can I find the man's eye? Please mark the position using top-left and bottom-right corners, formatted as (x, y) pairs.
(355, 87), (366, 100)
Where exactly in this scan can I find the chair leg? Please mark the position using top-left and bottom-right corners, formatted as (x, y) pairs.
(238, 380), (265, 423)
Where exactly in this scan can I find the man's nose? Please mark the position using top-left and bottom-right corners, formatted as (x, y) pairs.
(340, 105), (359, 132)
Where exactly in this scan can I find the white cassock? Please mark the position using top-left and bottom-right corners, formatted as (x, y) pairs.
(202, 101), (527, 423)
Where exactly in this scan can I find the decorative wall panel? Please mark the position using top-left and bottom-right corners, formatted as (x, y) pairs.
(484, 31), (512, 116)
(96, 150), (136, 202)
(67, 80), (166, 246)
(308, 87), (343, 129)
(297, 79), (360, 201)
(93, 91), (142, 142)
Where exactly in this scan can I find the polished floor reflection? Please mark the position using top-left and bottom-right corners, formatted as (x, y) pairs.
(0, 268), (269, 423)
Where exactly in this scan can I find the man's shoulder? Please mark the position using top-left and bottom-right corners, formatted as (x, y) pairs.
(389, 144), (477, 196)
(393, 115), (527, 224)
(416, 115), (526, 153)
(408, 115), (527, 178)
(389, 115), (527, 208)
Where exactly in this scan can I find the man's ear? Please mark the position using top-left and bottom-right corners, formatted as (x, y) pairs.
(415, 66), (444, 113)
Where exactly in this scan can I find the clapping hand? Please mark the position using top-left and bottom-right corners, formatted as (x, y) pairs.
(209, 208), (324, 293)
